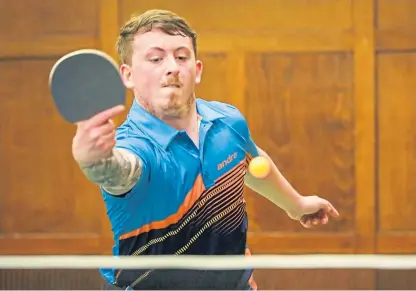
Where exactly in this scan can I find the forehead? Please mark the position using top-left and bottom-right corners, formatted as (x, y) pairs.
(132, 28), (193, 53)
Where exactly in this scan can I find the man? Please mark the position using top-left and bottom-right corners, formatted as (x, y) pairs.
(72, 9), (339, 290)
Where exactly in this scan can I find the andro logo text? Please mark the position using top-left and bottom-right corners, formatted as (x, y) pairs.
(217, 152), (238, 170)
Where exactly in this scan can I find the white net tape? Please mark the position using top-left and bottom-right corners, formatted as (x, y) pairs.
(0, 255), (414, 270)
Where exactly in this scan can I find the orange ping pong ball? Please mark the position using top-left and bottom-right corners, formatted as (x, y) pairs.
(248, 156), (270, 178)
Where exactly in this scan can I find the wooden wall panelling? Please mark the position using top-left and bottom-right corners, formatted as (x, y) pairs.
(352, 0), (376, 254)
(376, 53), (416, 253)
(0, 0), (100, 58)
(4, 0), (416, 289)
(376, 0), (416, 51)
(0, 0), (104, 255)
(244, 51), (356, 249)
(375, 1), (416, 287)
(98, 0), (122, 253)
(375, 0), (416, 254)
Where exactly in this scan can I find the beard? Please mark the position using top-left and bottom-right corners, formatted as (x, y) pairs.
(137, 91), (195, 119)
(161, 92), (194, 118)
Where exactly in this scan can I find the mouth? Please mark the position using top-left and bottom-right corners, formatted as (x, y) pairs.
(163, 84), (181, 88)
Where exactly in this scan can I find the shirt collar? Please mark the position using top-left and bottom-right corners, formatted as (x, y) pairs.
(127, 98), (225, 149)
(195, 98), (226, 121)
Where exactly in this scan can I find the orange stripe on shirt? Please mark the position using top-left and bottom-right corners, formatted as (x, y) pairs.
(119, 174), (205, 240)
(214, 159), (246, 184)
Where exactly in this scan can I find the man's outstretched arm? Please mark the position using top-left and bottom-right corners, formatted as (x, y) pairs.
(79, 148), (143, 195)
(245, 146), (339, 227)
(244, 146), (302, 215)
(72, 105), (144, 196)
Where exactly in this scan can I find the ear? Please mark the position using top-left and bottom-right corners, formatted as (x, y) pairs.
(195, 60), (203, 84)
(120, 64), (134, 89)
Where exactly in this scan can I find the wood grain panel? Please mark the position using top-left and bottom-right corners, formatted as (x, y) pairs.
(377, 233), (416, 253)
(376, 30), (416, 52)
(377, 269), (416, 290)
(120, 0), (352, 32)
(195, 53), (229, 102)
(377, 0), (416, 30)
(352, 0), (376, 253)
(247, 232), (356, 254)
(0, 0), (402, 289)
(0, 59), (105, 235)
(194, 52), (246, 113)
(377, 53), (416, 233)
(254, 269), (374, 290)
(3, 269), (412, 290)
(244, 52), (355, 233)
(376, 0), (416, 51)
(0, 0), (100, 57)
(197, 33), (354, 53)
(100, 0), (119, 60)
(0, 269), (102, 290)
(7, 269), (416, 290)
(0, 236), (103, 255)
(120, 0), (353, 53)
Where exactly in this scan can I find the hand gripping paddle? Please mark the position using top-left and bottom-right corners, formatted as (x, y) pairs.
(49, 49), (126, 123)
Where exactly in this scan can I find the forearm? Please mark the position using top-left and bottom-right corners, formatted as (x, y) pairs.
(245, 147), (302, 213)
(79, 148), (143, 195)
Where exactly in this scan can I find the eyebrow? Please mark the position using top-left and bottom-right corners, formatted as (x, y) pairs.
(147, 46), (190, 53)
(147, 46), (165, 52)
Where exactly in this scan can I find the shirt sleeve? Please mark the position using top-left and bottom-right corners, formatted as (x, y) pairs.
(100, 127), (154, 198)
(222, 103), (260, 158)
(245, 129), (259, 158)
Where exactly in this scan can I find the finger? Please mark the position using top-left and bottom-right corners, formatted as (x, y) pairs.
(301, 216), (308, 224)
(84, 105), (125, 128)
(300, 215), (313, 228)
(300, 220), (312, 228)
(327, 203), (339, 217)
(305, 220), (313, 228)
(300, 217), (306, 227)
(321, 215), (328, 224)
(316, 208), (326, 218)
(89, 121), (115, 141)
(95, 131), (116, 152)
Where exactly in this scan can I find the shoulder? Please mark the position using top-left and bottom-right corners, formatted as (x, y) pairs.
(199, 99), (244, 118)
(199, 99), (250, 139)
(114, 122), (156, 164)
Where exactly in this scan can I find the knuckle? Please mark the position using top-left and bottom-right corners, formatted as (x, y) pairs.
(89, 130), (100, 140)
(99, 144), (108, 152)
(96, 142), (107, 151)
(103, 143), (114, 152)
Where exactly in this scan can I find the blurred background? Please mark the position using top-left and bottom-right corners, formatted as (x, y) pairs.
(1, 0), (416, 289)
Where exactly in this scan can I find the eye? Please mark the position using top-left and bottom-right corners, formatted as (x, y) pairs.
(149, 57), (162, 63)
(176, 56), (188, 61)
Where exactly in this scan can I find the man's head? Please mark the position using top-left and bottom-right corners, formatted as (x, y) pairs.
(117, 9), (203, 119)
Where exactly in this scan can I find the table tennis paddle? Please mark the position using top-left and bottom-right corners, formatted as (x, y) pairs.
(49, 49), (126, 123)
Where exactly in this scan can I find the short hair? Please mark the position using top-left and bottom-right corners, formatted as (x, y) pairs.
(116, 9), (198, 65)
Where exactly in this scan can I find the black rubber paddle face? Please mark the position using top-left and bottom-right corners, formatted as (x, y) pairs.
(50, 51), (126, 123)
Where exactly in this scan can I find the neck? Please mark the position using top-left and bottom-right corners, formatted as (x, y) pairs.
(135, 96), (200, 145)
(161, 104), (197, 132)
(161, 101), (199, 148)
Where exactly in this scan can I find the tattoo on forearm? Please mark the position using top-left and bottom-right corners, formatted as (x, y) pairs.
(80, 148), (143, 195)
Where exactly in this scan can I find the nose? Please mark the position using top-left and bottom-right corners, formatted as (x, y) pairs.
(165, 56), (179, 76)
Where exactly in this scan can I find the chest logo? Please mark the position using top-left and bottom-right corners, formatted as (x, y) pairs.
(217, 152), (238, 171)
